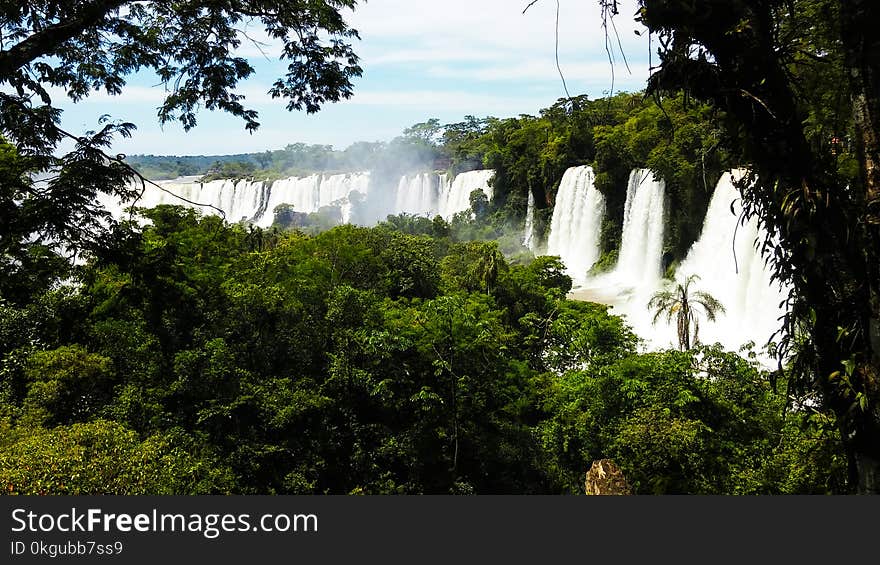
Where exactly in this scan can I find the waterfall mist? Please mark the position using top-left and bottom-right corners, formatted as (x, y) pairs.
(522, 190), (537, 251)
(100, 168), (496, 228)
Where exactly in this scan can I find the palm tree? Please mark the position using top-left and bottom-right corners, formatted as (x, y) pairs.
(647, 274), (726, 351)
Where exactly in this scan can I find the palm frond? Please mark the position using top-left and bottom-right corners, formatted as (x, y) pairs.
(693, 291), (726, 321)
(647, 273), (722, 351)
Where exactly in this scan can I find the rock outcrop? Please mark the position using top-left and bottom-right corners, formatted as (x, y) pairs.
(585, 459), (631, 495)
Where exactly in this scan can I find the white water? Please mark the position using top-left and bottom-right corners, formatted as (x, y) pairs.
(257, 172), (370, 226)
(561, 168), (789, 365)
(100, 169), (494, 227)
(546, 165), (606, 286)
(522, 190), (537, 251)
(574, 168), (668, 351)
(667, 170), (789, 354)
(99, 177), (271, 224)
(612, 168), (666, 288)
(438, 169), (495, 221)
(394, 173), (439, 217)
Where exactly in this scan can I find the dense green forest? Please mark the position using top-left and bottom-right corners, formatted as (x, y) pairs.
(1, 0), (878, 494)
(3, 94), (851, 492)
(0, 206), (845, 493)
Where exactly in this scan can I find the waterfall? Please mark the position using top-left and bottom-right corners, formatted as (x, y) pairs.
(613, 168), (666, 286)
(672, 169), (789, 352)
(437, 169), (494, 220)
(258, 174), (318, 226)
(546, 165), (606, 286)
(558, 167), (789, 366)
(204, 179), (269, 224)
(579, 168), (666, 347)
(395, 173), (439, 217)
(522, 190), (536, 251)
(257, 172), (370, 227)
(319, 173), (370, 224)
(97, 176), (262, 221)
(100, 169), (498, 227)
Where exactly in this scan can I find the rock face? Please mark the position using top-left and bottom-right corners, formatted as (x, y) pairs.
(585, 459), (631, 495)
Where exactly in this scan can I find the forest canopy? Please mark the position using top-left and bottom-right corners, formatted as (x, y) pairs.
(0, 0), (876, 494)
(0, 208), (846, 493)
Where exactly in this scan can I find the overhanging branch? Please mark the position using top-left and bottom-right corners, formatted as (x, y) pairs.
(0, 0), (128, 80)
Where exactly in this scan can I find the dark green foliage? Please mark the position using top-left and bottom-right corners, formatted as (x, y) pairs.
(0, 420), (233, 495)
(0, 1), (364, 304)
(0, 0), (856, 494)
(635, 0), (880, 493)
(0, 205), (846, 493)
(539, 345), (845, 494)
(592, 94), (726, 258)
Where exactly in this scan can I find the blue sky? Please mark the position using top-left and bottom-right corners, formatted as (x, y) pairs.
(57, 0), (650, 156)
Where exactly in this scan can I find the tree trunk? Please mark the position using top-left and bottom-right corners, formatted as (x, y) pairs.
(841, 0), (880, 495)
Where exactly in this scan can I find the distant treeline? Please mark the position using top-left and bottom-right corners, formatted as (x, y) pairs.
(126, 139), (442, 182)
(127, 92), (765, 274)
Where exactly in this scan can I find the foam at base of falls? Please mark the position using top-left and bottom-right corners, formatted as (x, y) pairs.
(567, 169), (789, 368)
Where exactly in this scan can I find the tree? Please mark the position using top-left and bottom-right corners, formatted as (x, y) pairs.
(648, 274), (725, 351)
(538, 344), (844, 494)
(0, 1), (363, 286)
(402, 118), (443, 146)
(621, 0), (880, 492)
(0, 420), (233, 494)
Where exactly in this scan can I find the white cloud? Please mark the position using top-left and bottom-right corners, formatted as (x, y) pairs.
(365, 46), (511, 66)
(340, 89), (545, 112)
(50, 0), (653, 154)
(425, 58), (649, 84)
(348, 0), (648, 62)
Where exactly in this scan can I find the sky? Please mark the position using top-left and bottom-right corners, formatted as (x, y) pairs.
(56, 0), (652, 156)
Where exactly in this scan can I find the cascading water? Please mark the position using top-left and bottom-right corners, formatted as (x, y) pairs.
(258, 174), (319, 226)
(577, 168), (667, 345)
(522, 190), (537, 251)
(100, 169), (494, 227)
(669, 169), (789, 354)
(612, 169), (666, 287)
(395, 173), (439, 217)
(99, 176), (269, 224)
(257, 172), (370, 227)
(555, 167), (786, 366)
(437, 169), (495, 221)
(546, 165), (606, 286)
(319, 173), (370, 224)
